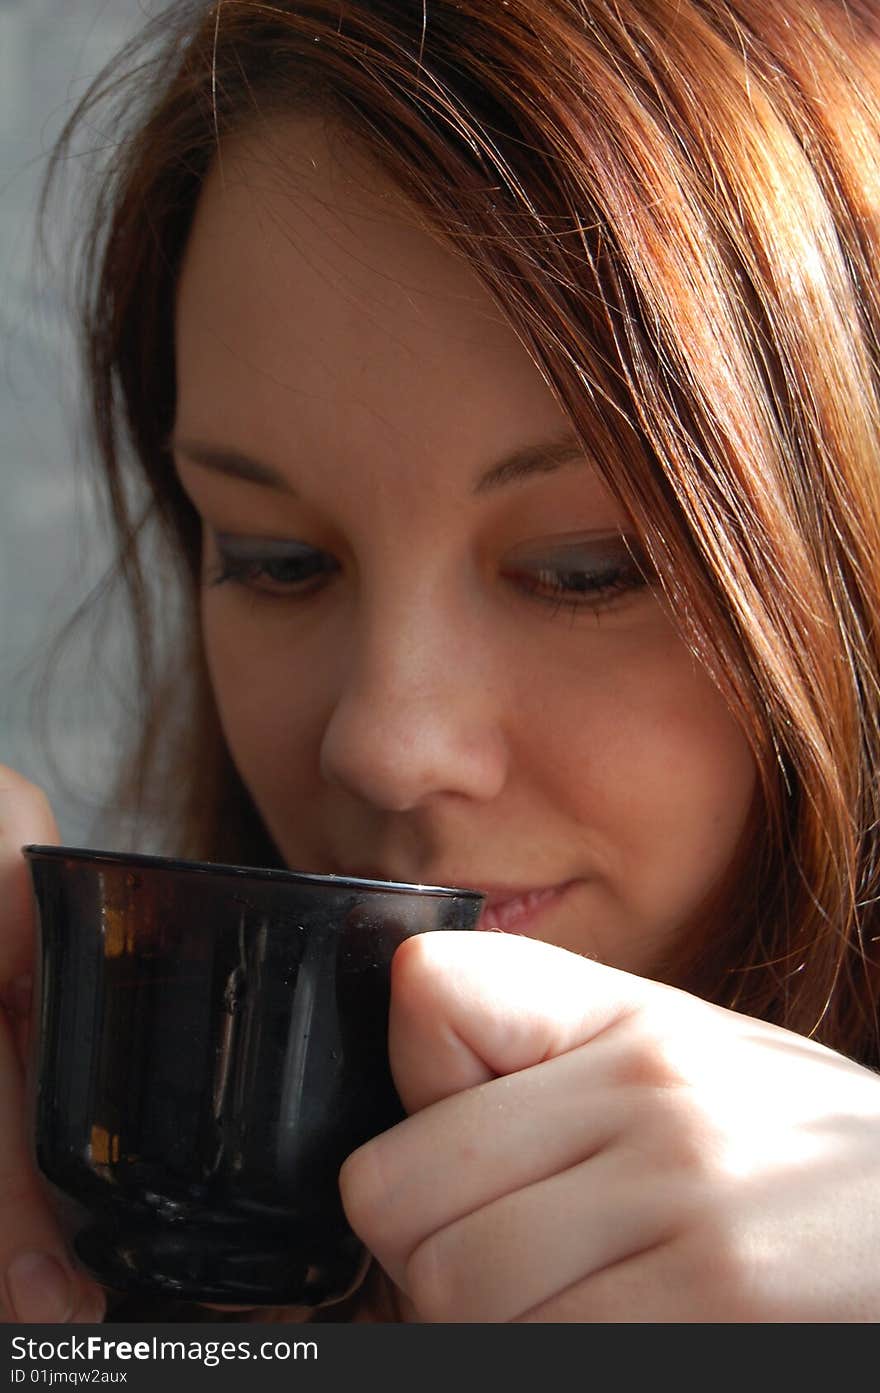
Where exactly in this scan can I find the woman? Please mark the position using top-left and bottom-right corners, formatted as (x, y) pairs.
(2, 0), (880, 1321)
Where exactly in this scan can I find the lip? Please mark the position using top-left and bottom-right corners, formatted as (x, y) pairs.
(475, 880), (579, 934)
(334, 867), (579, 935)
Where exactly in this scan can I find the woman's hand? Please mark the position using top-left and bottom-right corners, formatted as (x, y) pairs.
(0, 766), (106, 1323)
(340, 931), (880, 1322)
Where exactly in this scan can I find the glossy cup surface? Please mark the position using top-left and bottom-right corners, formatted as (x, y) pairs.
(24, 846), (483, 1306)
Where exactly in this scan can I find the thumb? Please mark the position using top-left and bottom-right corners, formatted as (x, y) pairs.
(388, 929), (660, 1114)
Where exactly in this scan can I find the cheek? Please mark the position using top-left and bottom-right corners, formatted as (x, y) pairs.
(525, 626), (757, 938)
(624, 685), (757, 877)
(201, 602), (329, 823)
(623, 700), (757, 968)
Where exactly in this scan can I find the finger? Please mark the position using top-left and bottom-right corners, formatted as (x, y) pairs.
(0, 1007), (105, 1322)
(345, 936), (688, 1286)
(2, 972), (33, 1074)
(388, 929), (662, 1113)
(0, 769), (104, 1322)
(341, 1039), (626, 1284)
(401, 1144), (686, 1323)
(515, 1239), (712, 1323)
(0, 765), (59, 985)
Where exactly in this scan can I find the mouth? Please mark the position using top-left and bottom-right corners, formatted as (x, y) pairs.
(332, 864), (579, 936)
(476, 881), (578, 935)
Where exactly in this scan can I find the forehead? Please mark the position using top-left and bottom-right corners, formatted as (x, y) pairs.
(174, 114), (567, 470)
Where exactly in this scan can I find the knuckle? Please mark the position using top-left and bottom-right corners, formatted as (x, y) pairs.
(611, 1011), (694, 1093)
(608, 1029), (725, 1178)
(337, 1137), (388, 1247)
(389, 932), (445, 1015)
(680, 1216), (761, 1317)
(390, 930), (435, 985)
(405, 1234), (456, 1322)
(644, 1102), (720, 1177)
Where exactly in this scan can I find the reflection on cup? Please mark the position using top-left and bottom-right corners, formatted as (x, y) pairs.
(23, 846), (483, 1307)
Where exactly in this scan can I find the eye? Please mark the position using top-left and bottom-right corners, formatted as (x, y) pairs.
(205, 533), (340, 597)
(501, 533), (653, 614)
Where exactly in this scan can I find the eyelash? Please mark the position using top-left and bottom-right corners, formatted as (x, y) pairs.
(205, 539), (651, 612)
(206, 546), (340, 596)
(504, 559), (649, 613)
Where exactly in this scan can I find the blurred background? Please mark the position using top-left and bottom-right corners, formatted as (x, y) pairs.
(1, 0), (153, 843)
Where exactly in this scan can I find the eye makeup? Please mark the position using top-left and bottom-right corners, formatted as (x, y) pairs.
(203, 527), (654, 618)
(501, 533), (653, 613)
(206, 533), (340, 597)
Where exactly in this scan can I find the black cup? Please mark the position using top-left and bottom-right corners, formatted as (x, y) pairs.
(23, 846), (483, 1307)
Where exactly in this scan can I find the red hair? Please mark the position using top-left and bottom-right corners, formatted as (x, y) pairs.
(44, 0), (880, 1060)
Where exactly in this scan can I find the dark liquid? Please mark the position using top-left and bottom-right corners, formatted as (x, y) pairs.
(28, 857), (478, 1304)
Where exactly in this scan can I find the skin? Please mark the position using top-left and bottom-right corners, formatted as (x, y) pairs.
(172, 117), (758, 977)
(1, 114), (879, 1323)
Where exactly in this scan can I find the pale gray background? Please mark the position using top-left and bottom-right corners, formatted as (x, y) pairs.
(1, 0), (161, 843)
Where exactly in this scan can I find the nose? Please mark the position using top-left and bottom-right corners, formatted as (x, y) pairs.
(318, 594), (509, 812)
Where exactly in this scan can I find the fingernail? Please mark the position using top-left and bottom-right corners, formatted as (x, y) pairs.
(6, 1251), (74, 1322)
(78, 1289), (107, 1325)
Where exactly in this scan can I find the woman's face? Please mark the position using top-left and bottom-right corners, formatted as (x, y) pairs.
(173, 117), (756, 977)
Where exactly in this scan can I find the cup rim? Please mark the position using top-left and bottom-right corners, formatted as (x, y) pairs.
(22, 844), (484, 902)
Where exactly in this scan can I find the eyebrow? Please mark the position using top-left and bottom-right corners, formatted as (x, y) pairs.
(169, 431), (587, 495)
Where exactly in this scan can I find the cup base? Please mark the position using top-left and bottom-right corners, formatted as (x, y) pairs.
(72, 1218), (369, 1307)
